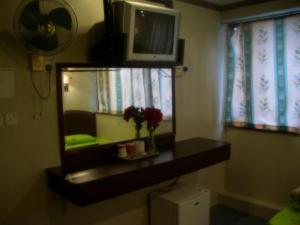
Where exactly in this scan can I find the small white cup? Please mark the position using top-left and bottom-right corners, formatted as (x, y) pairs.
(117, 144), (127, 158)
(135, 140), (146, 155)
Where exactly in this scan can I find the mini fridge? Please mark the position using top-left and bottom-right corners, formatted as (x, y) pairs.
(150, 183), (210, 225)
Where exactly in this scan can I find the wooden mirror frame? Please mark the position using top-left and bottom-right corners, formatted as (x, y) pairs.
(56, 63), (176, 173)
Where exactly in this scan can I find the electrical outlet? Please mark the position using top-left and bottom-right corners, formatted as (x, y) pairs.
(31, 55), (44, 72)
(5, 112), (18, 126)
(174, 66), (188, 77)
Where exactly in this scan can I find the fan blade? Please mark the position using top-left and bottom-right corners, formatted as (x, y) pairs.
(48, 8), (72, 30)
(20, 0), (40, 31)
(31, 34), (58, 51)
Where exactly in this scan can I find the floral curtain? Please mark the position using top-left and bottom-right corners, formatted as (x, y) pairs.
(97, 68), (172, 118)
(225, 14), (300, 133)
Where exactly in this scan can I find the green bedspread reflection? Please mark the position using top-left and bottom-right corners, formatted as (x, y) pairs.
(65, 134), (111, 151)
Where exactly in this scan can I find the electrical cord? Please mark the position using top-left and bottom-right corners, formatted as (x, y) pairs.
(30, 69), (52, 100)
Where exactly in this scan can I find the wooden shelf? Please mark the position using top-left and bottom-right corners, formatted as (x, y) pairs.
(46, 137), (230, 206)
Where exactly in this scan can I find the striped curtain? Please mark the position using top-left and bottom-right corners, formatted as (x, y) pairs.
(97, 68), (172, 118)
(225, 14), (300, 133)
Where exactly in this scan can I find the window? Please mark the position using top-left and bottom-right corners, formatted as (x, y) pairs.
(225, 14), (300, 133)
(97, 68), (173, 119)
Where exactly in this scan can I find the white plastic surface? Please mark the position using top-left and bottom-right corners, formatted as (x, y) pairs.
(151, 183), (210, 225)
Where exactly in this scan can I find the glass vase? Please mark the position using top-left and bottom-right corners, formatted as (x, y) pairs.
(148, 129), (158, 155)
(135, 123), (142, 139)
(135, 129), (141, 140)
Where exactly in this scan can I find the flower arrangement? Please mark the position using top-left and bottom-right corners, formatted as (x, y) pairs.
(144, 107), (163, 131)
(123, 106), (145, 139)
(144, 107), (163, 154)
(123, 106), (163, 154)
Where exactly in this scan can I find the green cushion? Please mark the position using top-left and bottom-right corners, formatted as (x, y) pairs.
(65, 134), (96, 146)
(65, 137), (112, 151)
(269, 207), (300, 225)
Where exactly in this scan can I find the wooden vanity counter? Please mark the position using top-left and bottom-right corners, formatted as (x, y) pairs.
(46, 137), (230, 206)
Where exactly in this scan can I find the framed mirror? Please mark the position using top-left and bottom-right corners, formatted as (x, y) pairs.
(56, 63), (175, 171)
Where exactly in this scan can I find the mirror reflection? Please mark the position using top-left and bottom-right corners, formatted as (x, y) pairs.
(62, 67), (173, 152)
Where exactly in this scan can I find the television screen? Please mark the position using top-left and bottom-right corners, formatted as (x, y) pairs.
(133, 9), (175, 55)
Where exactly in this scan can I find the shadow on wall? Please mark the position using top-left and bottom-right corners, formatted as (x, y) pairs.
(87, 21), (105, 49)
(48, 190), (148, 225)
(47, 181), (181, 225)
(1, 171), (158, 225)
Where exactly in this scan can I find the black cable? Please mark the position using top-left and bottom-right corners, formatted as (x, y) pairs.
(30, 70), (51, 100)
(157, 177), (180, 192)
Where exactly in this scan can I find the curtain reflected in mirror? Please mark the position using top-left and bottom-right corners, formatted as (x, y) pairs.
(62, 67), (173, 152)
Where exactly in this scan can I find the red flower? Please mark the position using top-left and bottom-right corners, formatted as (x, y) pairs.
(144, 107), (163, 129)
(123, 106), (145, 124)
(124, 106), (135, 121)
(124, 106), (145, 138)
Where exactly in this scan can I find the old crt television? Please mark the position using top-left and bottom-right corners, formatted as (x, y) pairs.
(112, 0), (180, 62)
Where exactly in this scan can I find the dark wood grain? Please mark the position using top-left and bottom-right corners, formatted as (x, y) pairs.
(47, 137), (230, 206)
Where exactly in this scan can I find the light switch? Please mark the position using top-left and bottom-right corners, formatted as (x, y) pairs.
(5, 112), (18, 126)
(0, 113), (3, 127)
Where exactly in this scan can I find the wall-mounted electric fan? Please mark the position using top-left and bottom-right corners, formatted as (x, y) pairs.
(13, 0), (78, 104)
(13, 0), (78, 56)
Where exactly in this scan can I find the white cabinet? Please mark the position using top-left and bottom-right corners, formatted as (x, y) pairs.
(150, 183), (210, 225)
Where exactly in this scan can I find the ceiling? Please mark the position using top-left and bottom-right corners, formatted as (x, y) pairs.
(202, 0), (244, 6)
(181, 0), (278, 11)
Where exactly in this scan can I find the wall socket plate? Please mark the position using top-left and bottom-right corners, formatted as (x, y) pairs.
(32, 55), (44, 72)
(5, 112), (18, 126)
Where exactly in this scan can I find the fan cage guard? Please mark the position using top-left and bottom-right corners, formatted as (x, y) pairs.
(13, 0), (78, 56)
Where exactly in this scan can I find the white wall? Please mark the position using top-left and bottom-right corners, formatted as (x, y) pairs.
(175, 1), (224, 141)
(173, 0), (224, 205)
(221, 0), (300, 209)
(63, 71), (98, 112)
(0, 1), (223, 225)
